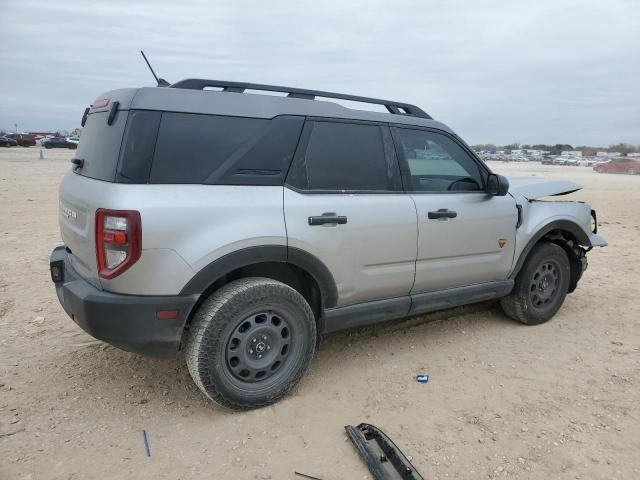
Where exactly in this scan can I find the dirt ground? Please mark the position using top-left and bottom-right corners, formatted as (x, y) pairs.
(1, 147), (639, 480)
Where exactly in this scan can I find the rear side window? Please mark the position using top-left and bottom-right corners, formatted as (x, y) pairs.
(76, 110), (303, 185)
(287, 121), (399, 192)
(149, 113), (303, 185)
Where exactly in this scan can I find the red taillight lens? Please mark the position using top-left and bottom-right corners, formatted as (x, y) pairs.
(96, 209), (141, 279)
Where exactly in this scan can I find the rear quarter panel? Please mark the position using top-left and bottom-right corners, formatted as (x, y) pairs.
(105, 184), (288, 295)
(60, 173), (287, 295)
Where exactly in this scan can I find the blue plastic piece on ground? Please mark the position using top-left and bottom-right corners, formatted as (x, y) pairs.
(416, 374), (430, 383)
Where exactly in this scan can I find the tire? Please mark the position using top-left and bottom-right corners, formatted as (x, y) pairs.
(628, 168), (637, 175)
(500, 242), (571, 325)
(185, 277), (316, 410)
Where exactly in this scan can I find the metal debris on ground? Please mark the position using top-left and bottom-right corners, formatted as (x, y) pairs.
(294, 472), (324, 480)
(345, 423), (424, 480)
(142, 430), (151, 457)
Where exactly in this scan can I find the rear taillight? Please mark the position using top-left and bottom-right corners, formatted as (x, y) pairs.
(95, 209), (141, 279)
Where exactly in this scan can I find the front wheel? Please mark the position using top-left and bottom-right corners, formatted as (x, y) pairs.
(501, 242), (571, 325)
(185, 277), (316, 410)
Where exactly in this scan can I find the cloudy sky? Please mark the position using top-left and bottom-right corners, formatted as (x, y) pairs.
(1, 0), (638, 146)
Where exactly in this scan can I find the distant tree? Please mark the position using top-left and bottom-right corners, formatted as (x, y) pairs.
(608, 143), (637, 155)
(471, 143), (497, 152)
(575, 146), (597, 156)
(549, 144), (573, 154)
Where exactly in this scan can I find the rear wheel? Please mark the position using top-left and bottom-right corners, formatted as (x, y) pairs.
(628, 168), (637, 175)
(501, 242), (570, 325)
(185, 277), (316, 410)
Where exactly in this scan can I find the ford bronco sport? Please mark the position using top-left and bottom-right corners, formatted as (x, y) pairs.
(50, 79), (607, 409)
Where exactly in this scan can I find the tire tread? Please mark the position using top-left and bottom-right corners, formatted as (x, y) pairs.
(501, 241), (570, 325)
(185, 277), (316, 410)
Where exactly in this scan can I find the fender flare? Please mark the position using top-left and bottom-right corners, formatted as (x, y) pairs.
(179, 245), (339, 308)
(510, 220), (591, 279)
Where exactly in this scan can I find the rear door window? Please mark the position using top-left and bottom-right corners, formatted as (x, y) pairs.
(286, 120), (400, 192)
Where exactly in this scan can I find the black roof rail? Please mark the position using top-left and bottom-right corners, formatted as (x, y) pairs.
(169, 78), (432, 119)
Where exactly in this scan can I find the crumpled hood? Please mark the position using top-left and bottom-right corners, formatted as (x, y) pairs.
(507, 177), (582, 200)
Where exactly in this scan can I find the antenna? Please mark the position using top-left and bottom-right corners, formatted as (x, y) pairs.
(140, 50), (170, 87)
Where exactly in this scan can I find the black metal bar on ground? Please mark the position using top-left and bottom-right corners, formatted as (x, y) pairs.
(344, 423), (424, 480)
(294, 472), (324, 480)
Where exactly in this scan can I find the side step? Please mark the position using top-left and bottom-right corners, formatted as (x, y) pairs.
(345, 423), (424, 480)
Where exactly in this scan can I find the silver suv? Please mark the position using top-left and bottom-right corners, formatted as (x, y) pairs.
(50, 79), (607, 409)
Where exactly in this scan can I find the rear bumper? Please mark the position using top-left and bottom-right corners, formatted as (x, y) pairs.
(50, 246), (197, 358)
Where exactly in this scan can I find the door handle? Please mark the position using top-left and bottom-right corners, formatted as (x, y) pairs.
(428, 209), (457, 219)
(308, 213), (348, 226)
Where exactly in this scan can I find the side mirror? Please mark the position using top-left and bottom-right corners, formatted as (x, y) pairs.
(486, 173), (509, 196)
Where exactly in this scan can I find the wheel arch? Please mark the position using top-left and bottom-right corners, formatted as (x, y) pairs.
(180, 245), (338, 327)
(510, 220), (591, 293)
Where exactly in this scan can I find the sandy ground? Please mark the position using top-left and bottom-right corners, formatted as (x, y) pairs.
(1, 147), (639, 480)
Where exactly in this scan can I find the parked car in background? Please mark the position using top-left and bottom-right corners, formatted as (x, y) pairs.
(8, 133), (37, 147)
(42, 137), (78, 149)
(541, 157), (555, 165)
(594, 157), (640, 175)
(0, 136), (19, 147)
(582, 158), (598, 167)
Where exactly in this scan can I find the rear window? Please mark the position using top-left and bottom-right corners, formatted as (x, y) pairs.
(75, 110), (128, 182)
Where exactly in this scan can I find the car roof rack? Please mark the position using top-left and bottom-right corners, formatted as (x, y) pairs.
(169, 78), (432, 119)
